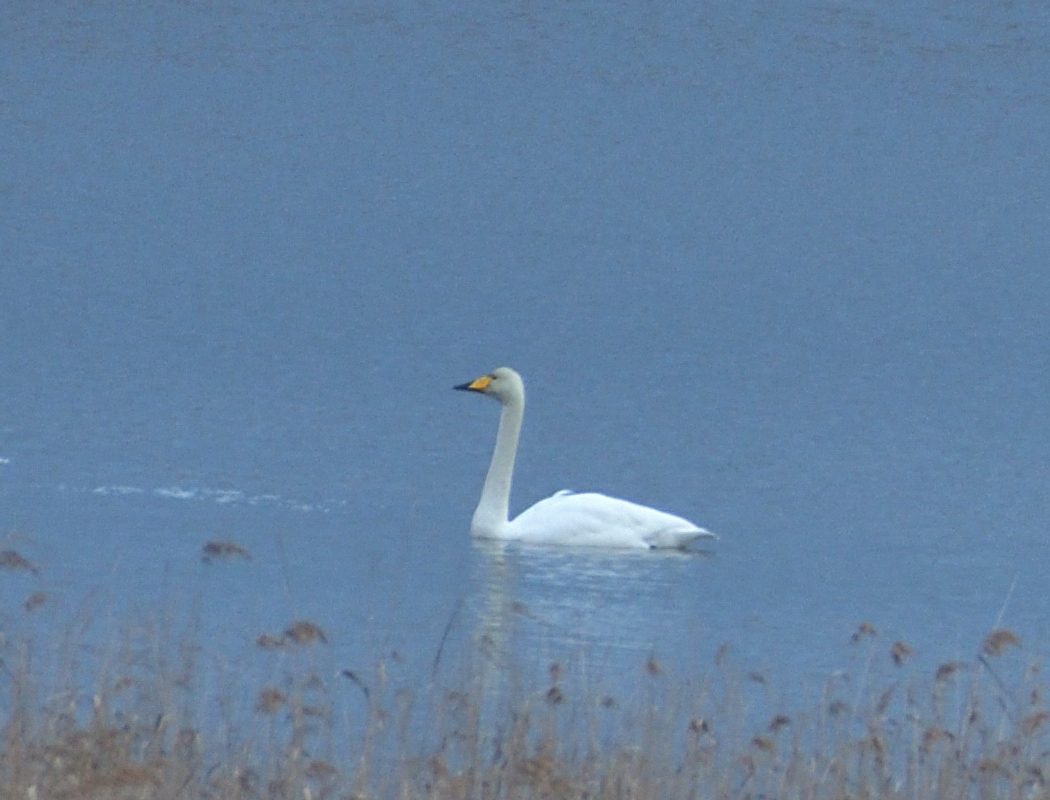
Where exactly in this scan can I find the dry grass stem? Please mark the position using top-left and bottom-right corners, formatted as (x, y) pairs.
(0, 583), (1045, 800)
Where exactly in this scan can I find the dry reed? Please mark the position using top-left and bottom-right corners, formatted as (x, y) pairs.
(0, 581), (1046, 799)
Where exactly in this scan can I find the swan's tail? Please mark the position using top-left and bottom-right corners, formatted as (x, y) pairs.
(648, 525), (718, 550)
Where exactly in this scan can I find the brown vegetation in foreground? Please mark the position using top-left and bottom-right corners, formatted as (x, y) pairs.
(0, 545), (1045, 800)
(0, 617), (1046, 800)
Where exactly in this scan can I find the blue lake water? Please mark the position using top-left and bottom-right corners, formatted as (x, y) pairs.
(1, 0), (1049, 732)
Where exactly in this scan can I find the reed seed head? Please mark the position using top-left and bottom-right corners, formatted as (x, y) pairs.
(1022, 711), (1050, 735)
(256, 687), (286, 714)
(921, 725), (953, 752)
(304, 759), (338, 782)
(201, 540), (252, 562)
(0, 549), (39, 574)
(891, 640), (914, 666)
(751, 735), (775, 753)
(24, 591), (47, 613)
(284, 620), (328, 645)
(256, 633), (287, 650)
(935, 661), (965, 682)
(983, 628), (1022, 656)
(852, 621), (877, 642)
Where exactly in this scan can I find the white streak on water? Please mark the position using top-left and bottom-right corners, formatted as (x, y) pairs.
(85, 484), (345, 515)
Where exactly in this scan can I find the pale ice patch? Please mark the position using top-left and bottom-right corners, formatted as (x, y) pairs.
(151, 485), (332, 512)
(247, 494), (281, 504)
(208, 490), (244, 504)
(155, 487), (198, 500)
(85, 483), (338, 513)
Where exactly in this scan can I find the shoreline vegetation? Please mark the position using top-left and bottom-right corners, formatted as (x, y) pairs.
(0, 545), (1045, 799)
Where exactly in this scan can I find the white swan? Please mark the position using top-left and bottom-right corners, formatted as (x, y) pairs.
(455, 367), (718, 549)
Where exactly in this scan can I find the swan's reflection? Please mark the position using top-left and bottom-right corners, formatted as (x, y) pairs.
(469, 539), (717, 687)
(425, 540), (719, 763)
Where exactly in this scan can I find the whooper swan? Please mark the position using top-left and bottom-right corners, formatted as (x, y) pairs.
(455, 367), (718, 549)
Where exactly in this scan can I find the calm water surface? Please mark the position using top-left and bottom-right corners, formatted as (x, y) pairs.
(1, 0), (1049, 722)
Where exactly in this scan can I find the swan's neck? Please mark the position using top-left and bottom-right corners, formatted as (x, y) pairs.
(472, 395), (523, 538)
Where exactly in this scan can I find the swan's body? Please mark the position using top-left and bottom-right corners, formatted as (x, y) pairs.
(455, 367), (717, 550)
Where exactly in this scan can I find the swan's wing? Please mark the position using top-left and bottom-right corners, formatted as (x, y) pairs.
(509, 492), (716, 549)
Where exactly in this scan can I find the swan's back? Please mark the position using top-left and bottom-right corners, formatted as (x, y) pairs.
(506, 491), (716, 549)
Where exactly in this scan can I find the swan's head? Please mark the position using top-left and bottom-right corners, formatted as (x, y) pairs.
(454, 366), (524, 406)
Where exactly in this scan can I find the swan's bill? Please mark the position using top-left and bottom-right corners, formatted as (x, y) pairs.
(453, 374), (493, 393)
